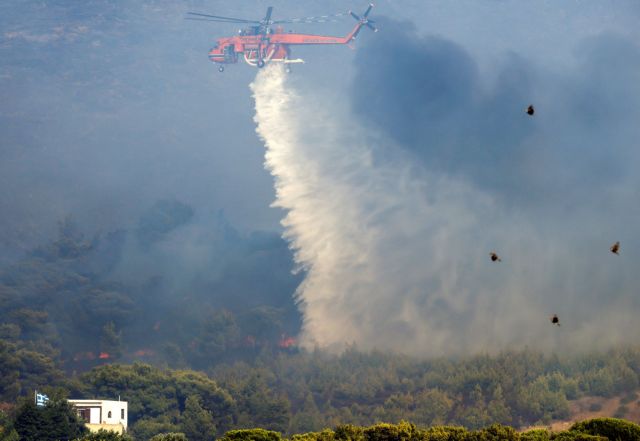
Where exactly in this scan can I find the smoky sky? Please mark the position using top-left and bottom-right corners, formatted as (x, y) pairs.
(351, 18), (640, 210)
(3, 0), (640, 357)
(0, 0), (368, 262)
(252, 3), (640, 355)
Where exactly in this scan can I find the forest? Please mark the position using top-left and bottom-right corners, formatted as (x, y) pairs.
(1, 206), (640, 440)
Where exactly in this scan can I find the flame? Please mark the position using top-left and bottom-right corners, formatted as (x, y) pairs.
(278, 334), (296, 348)
(98, 352), (110, 359)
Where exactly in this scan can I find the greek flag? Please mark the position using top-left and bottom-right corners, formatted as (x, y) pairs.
(35, 392), (49, 407)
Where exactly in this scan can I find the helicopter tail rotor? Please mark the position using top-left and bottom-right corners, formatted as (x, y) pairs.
(348, 3), (377, 40)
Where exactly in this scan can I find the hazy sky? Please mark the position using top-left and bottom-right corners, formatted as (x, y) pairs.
(2, 0), (640, 355)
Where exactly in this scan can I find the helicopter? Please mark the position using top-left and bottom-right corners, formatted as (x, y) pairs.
(187, 4), (377, 72)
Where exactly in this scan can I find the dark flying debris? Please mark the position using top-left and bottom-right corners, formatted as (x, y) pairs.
(489, 252), (501, 262)
(526, 105), (535, 116)
(610, 241), (620, 255)
(550, 314), (560, 326)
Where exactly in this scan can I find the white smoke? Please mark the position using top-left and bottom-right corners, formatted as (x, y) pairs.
(250, 65), (640, 356)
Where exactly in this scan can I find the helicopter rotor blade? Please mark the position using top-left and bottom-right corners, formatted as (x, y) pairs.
(263, 6), (273, 24)
(363, 4), (374, 18)
(272, 12), (347, 24)
(186, 12), (260, 24)
(366, 22), (378, 32)
(185, 17), (253, 23)
(350, 11), (361, 21)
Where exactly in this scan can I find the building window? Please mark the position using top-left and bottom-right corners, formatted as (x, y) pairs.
(78, 408), (90, 421)
(121, 409), (125, 419)
(107, 411), (112, 418)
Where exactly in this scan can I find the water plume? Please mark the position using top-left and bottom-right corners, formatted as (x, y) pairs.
(251, 63), (640, 356)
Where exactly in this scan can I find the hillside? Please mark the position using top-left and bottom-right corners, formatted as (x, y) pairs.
(543, 392), (640, 432)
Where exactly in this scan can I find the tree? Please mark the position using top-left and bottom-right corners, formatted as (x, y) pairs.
(100, 322), (123, 360)
(14, 400), (86, 441)
(149, 433), (188, 441)
(362, 421), (417, 441)
(219, 429), (282, 441)
(129, 418), (180, 441)
(180, 395), (216, 441)
(569, 417), (640, 440)
(486, 385), (511, 426)
(77, 429), (133, 440)
(413, 389), (454, 426)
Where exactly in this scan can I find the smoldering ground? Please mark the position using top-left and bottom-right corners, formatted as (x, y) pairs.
(252, 17), (640, 355)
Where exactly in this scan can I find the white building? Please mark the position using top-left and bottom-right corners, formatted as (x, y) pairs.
(68, 399), (128, 435)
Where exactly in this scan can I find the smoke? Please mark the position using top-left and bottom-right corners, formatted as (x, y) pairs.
(251, 46), (640, 356)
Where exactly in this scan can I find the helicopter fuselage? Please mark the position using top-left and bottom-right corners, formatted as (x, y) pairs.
(208, 24), (360, 68)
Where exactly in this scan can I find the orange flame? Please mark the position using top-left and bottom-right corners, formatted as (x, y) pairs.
(278, 334), (296, 348)
(98, 352), (110, 359)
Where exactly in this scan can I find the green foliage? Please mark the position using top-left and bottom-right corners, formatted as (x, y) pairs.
(292, 429), (336, 441)
(219, 428), (283, 441)
(550, 432), (606, 441)
(231, 374), (291, 433)
(520, 429), (550, 441)
(569, 417), (640, 440)
(362, 421), (418, 441)
(148, 433), (188, 441)
(0, 407), (19, 441)
(77, 429), (133, 440)
(4, 223), (640, 435)
(516, 377), (570, 424)
(467, 424), (518, 441)
(333, 424), (363, 441)
(13, 400), (86, 441)
(129, 418), (180, 441)
(180, 395), (216, 441)
(74, 363), (235, 434)
(421, 426), (468, 441)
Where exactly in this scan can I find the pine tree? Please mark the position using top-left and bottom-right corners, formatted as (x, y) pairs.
(180, 395), (216, 441)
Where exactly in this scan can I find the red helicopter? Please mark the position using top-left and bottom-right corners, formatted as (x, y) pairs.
(187, 4), (377, 72)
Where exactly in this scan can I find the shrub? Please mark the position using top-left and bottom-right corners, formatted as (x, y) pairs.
(334, 425), (364, 441)
(77, 429), (133, 440)
(569, 417), (640, 440)
(291, 430), (335, 441)
(420, 426), (467, 441)
(363, 422), (417, 441)
(613, 405), (628, 419)
(520, 429), (550, 441)
(219, 429), (282, 441)
(620, 392), (638, 405)
(149, 433), (188, 441)
(473, 424), (518, 441)
(550, 432), (606, 441)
